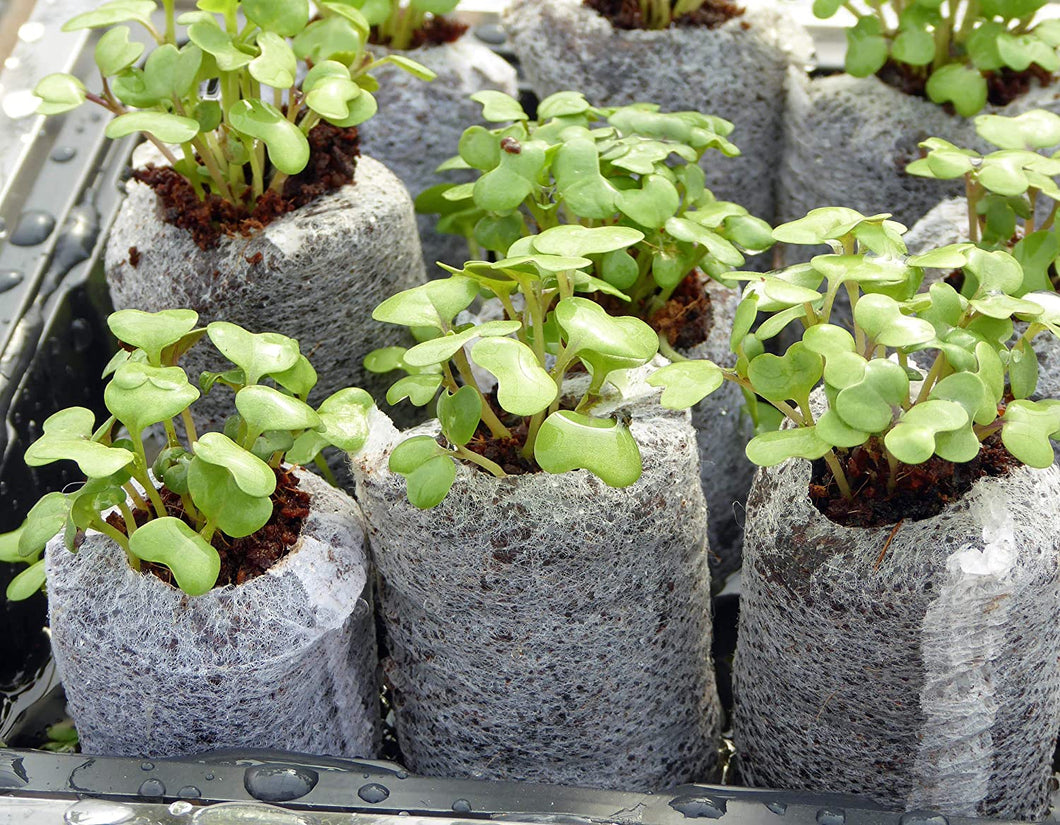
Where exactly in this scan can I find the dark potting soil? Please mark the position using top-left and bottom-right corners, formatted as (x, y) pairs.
(584, 0), (744, 29)
(598, 271), (713, 350)
(808, 432), (1018, 528)
(133, 122), (360, 251)
(878, 60), (1054, 110)
(371, 16), (468, 47)
(105, 466), (311, 587)
(464, 416), (538, 475)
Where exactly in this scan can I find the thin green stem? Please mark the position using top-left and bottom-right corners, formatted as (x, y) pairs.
(314, 453), (339, 487)
(91, 517), (133, 560)
(118, 501), (138, 536)
(453, 444), (507, 477)
(822, 450), (854, 499)
(966, 176), (981, 244)
(452, 348), (511, 439)
(181, 409), (199, 446)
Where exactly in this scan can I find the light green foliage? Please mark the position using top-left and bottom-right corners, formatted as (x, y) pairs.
(33, 0), (436, 207)
(342, 0), (460, 51)
(2, 309), (373, 601)
(422, 91), (773, 315)
(368, 223), (662, 508)
(813, 0), (1059, 116)
(649, 206), (1060, 499)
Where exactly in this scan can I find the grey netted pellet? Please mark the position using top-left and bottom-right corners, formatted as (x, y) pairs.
(104, 152), (427, 431)
(733, 457), (1060, 819)
(778, 73), (1060, 263)
(682, 278), (754, 584)
(45, 471), (381, 759)
(502, 0), (812, 225)
(352, 362), (721, 790)
(360, 36), (517, 275)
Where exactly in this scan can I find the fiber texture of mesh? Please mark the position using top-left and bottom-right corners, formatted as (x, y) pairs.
(733, 456), (1060, 820)
(351, 362), (721, 790)
(682, 278), (754, 584)
(359, 36), (518, 275)
(778, 73), (1060, 262)
(45, 470), (381, 759)
(104, 153), (427, 430)
(502, 0), (812, 225)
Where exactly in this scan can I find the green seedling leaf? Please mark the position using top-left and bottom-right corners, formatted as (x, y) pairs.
(386, 373), (443, 406)
(105, 362), (199, 437)
(554, 298), (659, 390)
(884, 400), (969, 464)
(553, 137), (618, 219)
(187, 20), (253, 71)
(128, 518), (220, 596)
(95, 26), (144, 77)
(271, 355), (318, 398)
(142, 43), (201, 100)
(534, 411), (642, 488)
(305, 75), (362, 120)
(24, 407), (135, 478)
(105, 112), (201, 144)
(193, 432), (276, 497)
(33, 73), (87, 115)
(746, 343), (823, 405)
(730, 292), (759, 352)
(63, 0), (156, 31)
(827, 353), (909, 433)
(473, 140), (547, 212)
(286, 430), (329, 466)
(772, 207), (868, 246)
(1001, 399), (1060, 468)
(382, 54), (437, 81)
(474, 213), (526, 255)
(250, 31), (297, 88)
(316, 388), (373, 452)
(724, 214), (776, 254)
(845, 17), (888, 77)
(437, 386), (481, 446)
(926, 64), (988, 117)
(1015, 230), (1060, 295)
(745, 427), (832, 466)
(532, 225), (644, 258)
(389, 435), (446, 475)
(930, 371), (996, 426)
(229, 100), (310, 176)
(293, 16), (361, 64)
(372, 277), (479, 331)
(812, 255), (916, 290)
(364, 347), (408, 374)
(907, 139), (979, 180)
(802, 324), (856, 358)
(977, 109), (1060, 150)
(998, 32), (1059, 73)
(243, 0), (309, 36)
(6, 560), (47, 602)
(236, 385), (321, 434)
(471, 337), (557, 416)
(815, 410), (869, 449)
(601, 249), (639, 291)
(907, 243), (975, 269)
(1010, 339), (1039, 399)
(471, 90), (528, 122)
(458, 125), (501, 171)
(108, 309), (199, 366)
(403, 454), (457, 509)
(615, 175), (681, 230)
(188, 466), (273, 538)
(0, 527), (26, 563)
(18, 493), (69, 558)
(665, 217), (743, 266)
(854, 294), (936, 348)
(537, 91), (591, 119)
(892, 26), (935, 66)
(403, 320), (522, 367)
(647, 360), (725, 409)
(207, 322), (300, 385)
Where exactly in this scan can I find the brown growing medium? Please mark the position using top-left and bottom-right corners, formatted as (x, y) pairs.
(105, 467), (311, 587)
(878, 59), (1054, 108)
(463, 410), (537, 475)
(371, 16), (468, 47)
(808, 432), (1018, 528)
(598, 271), (713, 350)
(133, 122), (360, 250)
(584, 0), (744, 29)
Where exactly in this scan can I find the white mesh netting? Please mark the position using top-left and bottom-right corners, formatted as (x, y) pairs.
(104, 153), (427, 431)
(351, 362), (721, 790)
(45, 470), (381, 759)
(502, 0), (812, 225)
(359, 37), (518, 274)
(733, 456), (1060, 820)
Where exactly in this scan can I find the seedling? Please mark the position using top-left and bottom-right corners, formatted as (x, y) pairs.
(364, 224), (661, 508)
(649, 207), (1060, 498)
(588, 0), (732, 29)
(812, 0), (1060, 115)
(908, 108), (1060, 293)
(421, 91), (773, 323)
(351, 0), (460, 49)
(0, 309), (373, 600)
(32, 0), (435, 207)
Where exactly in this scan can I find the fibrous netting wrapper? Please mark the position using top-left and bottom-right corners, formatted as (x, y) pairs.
(352, 361), (721, 791)
(45, 470), (381, 759)
(778, 74), (1060, 263)
(733, 456), (1060, 820)
(502, 0), (812, 226)
(360, 36), (517, 275)
(104, 152), (427, 431)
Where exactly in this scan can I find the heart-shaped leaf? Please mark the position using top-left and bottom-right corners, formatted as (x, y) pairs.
(372, 277), (479, 331)
(207, 322), (300, 385)
(33, 73), (87, 115)
(828, 354), (909, 433)
(471, 90), (528, 122)
(816, 410), (870, 448)
(315, 388), (373, 452)
(926, 63), (988, 117)
(437, 386), (482, 446)
(62, 0), (156, 31)
(772, 207), (869, 246)
(386, 373), (443, 406)
(94, 26), (145, 77)
(884, 400), (969, 464)
(236, 385), (321, 434)
(6, 560), (47, 602)
(109, 309), (199, 366)
(746, 343), (823, 406)
(188, 20), (253, 71)
(228, 100), (310, 176)
(1001, 399), (1060, 468)
(470, 337), (557, 416)
(188, 464), (273, 539)
(106, 362), (200, 436)
(473, 140), (547, 212)
(554, 298), (659, 390)
(976, 109), (1060, 150)
(533, 411), (642, 487)
(243, 0), (309, 36)
(128, 518), (221, 596)
(553, 137), (619, 219)
(854, 294), (936, 348)
(105, 112), (201, 145)
(24, 407), (135, 478)
(531, 225), (644, 258)
(18, 493), (70, 559)
(647, 360), (725, 409)
(193, 432), (276, 498)
(402, 320), (522, 368)
(615, 174), (681, 230)
(745, 427), (832, 466)
(250, 31), (297, 88)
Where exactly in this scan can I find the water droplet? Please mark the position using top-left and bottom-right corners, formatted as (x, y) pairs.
(452, 799), (472, 814)
(817, 810), (846, 825)
(190, 802), (311, 824)
(2, 89), (41, 119)
(358, 782), (390, 804)
(141, 761), (154, 771)
(64, 799), (136, 824)
(10, 210), (56, 246)
(243, 764), (319, 803)
(51, 146), (77, 163)
(395, 770), (408, 780)
(475, 23), (506, 45)
(204, 772), (216, 781)
(900, 814), (947, 825)
(18, 22), (45, 42)
(178, 786), (202, 799)
(670, 796), (727, 819)
(0, 270), (23, 294)
(169, 801), (195, 816)
(766, 802), (788, 815)
(138, 778), (166, 798)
